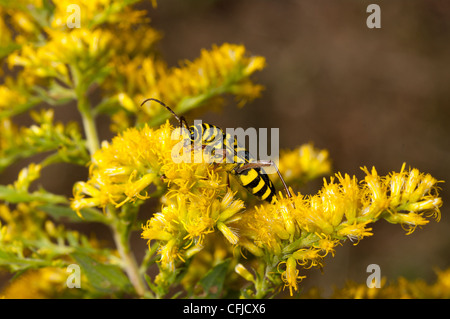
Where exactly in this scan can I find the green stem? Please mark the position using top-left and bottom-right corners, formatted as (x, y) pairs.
(73, 65), (99, 155)
(78, 93), (100, 155)
(254, 262), (271, 299)
(111, 221), (149, 297)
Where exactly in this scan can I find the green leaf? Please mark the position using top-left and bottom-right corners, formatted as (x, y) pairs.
(0, 42), (21, 59)
(198, 259), (231, 298)
(0, 185), (67, 204)
(38, 204), (109, 223)
(0, 97), (42, 120)
(71, 252), (133, 295)
(0, 249), (49, 272)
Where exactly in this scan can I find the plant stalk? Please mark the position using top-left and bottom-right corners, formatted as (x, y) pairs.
(77, 93), (100, 155)
(111, 222), (148, 297)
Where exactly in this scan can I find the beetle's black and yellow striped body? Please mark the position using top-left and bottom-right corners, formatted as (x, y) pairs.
(142, 98), (289, 204)
(236, 165), (276, 203)
(187, 122), (277, 203)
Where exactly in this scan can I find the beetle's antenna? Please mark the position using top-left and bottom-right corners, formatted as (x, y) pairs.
(141, 98), (180, 122)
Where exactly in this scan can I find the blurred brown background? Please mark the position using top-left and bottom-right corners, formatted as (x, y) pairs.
(1, 0), (450, 297)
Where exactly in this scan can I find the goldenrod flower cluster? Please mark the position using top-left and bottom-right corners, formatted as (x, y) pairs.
(0, 0), (271, 299)
(236, 164), (441, 296)
(1, 267), (69, 299)
(277, 143), (331, 185)
(118, 42), (266, 129)
(71, 119), (441, 297)
(71, 122), (243, 271)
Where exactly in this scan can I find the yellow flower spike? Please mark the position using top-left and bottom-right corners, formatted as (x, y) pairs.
(1, 267), (68, 299)
(307, 194), (335, 235)
(217, 190), (245, 222)
(0, 85), (27, 111)
(116, 172), (155, 207)
(277, 143), (332, 185)
(384, 212), (430, 235)
(292, 248), (323, 269)
(337, 220), (373, 244)
(182, 215), (215, 248)
(117, 92), (137, 112)
(239, 204), (285, 254)
(141, 217), (172, 243)
(72, 122), (181, 212)
(271, 222), (291, 241)
(387, 163), (407, 208)
(274, 194), (297, 237)
(335, 172), (361, 223)
(143, 43), (266, 119)
(184, 243), (205, 259)
(281, 256), (306, 296)
(380, 164), (443, 226)
(361, 166), (390, 217)
(103, 166), (133, 178)
(319, 179), (347, 227)
(239, 239), (264, 257)
(217, 222), (239, 245)
(70, 197), (102, 218)
(315, 234), (339, 257)
(403, 168), (420, 200)
(406, 198), (443, 220)
(405, 170), (438, 205)
(243, 56), (266, 77)
(235, 263), (256, 283)
(362, 166), (385, 199)
(11, 11), (37, 34)
(0, 221), (7, 242)
(13, 163), (41, 191)
(158, 239), (180, 272)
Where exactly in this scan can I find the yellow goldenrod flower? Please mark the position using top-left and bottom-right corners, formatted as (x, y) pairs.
(292, 248), (324, 269)
(217, 222), (239, 245)
(384, 212), (430, 235)
(235, 163), (442, 295)
(10, 11), (38, 34)
(71, 122), (174, 214)
(1, 267), (68, 299)
(0, 202), (46, 242)
(77, 121), (247, 270)
(8, 28), (113, 87)
(238, 203), (287, 256)
(0, 10), (12, 45)
(136, 43), (266, 126)
(51, 0), (149, 29)
(337, 220), (373, 244)
(141, 189), (245, 270)
(277, 143), (332, 185)
(235, 263), (256, 283)
(13, 163), (42, 191)
(360, 166), (391, 217)
(335, 172), (361, 223)
(280, 256), (306, 296)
